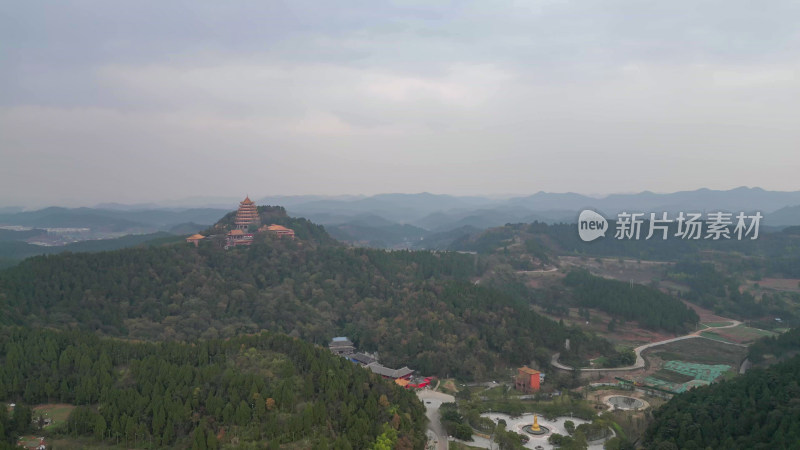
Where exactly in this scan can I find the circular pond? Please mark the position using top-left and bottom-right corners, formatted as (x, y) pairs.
(607, 395), (644, 410)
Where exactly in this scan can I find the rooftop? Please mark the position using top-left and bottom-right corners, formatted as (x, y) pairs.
(518, 366), (541, 375)
(349, 352), (377, 365)
(366, 362), (414, 379)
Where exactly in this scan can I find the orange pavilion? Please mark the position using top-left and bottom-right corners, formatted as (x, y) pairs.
(260, 224), (295, 239)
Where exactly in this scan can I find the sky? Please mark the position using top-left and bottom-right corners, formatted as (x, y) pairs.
(1, 0), (799, 207)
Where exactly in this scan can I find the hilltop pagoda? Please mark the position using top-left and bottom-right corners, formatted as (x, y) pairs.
(234, 196), (260, 230)
(226, 196), (259, 249)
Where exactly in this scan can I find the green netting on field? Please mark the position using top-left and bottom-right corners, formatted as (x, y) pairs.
(643, 377), (677, 391)
(643, 361), (730, 393)
(663, 361), (730, 383)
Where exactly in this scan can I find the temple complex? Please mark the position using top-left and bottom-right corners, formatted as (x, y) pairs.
(223, 196), (296, 249)
(186, 196), (297, 250)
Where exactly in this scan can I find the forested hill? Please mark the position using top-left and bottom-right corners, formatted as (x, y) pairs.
(748, 326), (800, 364)
(450, 221), (800, 264)
(0, 228), (616, 379)
(644, 353), (800, 449)
(0, 327), (427, 449)
(564, 270), (699, 333)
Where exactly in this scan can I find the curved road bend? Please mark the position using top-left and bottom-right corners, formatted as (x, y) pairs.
(552, 320), (743, 372)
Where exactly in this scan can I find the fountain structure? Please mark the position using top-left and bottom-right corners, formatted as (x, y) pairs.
(521, 414), (549, 435)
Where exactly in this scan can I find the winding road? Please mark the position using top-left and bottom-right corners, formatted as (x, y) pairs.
(552, 320), (743, 372)
(417, 390), (455, 450)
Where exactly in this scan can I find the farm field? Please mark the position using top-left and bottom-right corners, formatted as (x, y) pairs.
(702, 324), (776, 344)
(646, 338), (746, 367)
(628, 337), (747, 394)
(559, 256), (672, 285)
(751, 278), (800, 293)
(33, 403), (75, 429)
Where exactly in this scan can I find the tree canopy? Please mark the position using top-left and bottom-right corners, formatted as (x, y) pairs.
(0, 327), (427, 449)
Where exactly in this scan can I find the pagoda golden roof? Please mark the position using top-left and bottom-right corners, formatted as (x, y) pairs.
(186, 234), (205, 240)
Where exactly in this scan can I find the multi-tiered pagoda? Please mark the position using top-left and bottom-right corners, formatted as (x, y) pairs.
(234, 196), (259, 230)
(226, 196), (259, 248)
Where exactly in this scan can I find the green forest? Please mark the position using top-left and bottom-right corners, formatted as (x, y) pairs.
(0, 213), (618, 379)
(748, 326), (800, 363)
(450, 221), (800, 326)
(0, 328), (426, 449)
(563, 270), (699, 333)
(645, 352), (800, 449)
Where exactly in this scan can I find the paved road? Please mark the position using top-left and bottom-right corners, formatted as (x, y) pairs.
(552, 320), (743, 372)
(417, 390), (455, 450)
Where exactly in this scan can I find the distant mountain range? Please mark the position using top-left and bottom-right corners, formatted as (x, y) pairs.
(0, 207), (229, 232)
(275, 187), (800, 248)
(2, 187), (799, 250)
(0, 207), (226, 265)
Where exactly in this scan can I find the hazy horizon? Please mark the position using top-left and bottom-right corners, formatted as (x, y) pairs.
(1, 185), (797, 210)
(3, 1), (799, 207)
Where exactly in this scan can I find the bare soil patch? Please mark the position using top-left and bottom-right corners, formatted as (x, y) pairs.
(559, 256), (671, 284)
(753, 278), (800, 293)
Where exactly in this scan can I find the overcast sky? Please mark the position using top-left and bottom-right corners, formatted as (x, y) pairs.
(1, 0), (799, 206)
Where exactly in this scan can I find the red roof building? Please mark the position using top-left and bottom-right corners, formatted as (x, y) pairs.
(515, 366), (541, 393)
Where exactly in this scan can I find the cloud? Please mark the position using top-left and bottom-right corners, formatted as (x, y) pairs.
(1, 0), (800, 205)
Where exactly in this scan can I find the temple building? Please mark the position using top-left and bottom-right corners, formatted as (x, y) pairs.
(234, 196), (260, 230)
(225, 196), (260, 249)
(261, 224), (295, 239)
(515, 366), (541, 393)
(225, 229), (254, 249)
(328, 337), (355, 355)
(186, 234), (205, 247)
